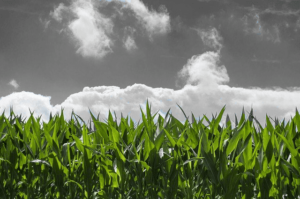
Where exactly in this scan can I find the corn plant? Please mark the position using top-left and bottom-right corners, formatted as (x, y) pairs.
(1, 101), (300, 198)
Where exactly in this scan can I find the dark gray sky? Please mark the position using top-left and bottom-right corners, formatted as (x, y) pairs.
(1, 0), (300, 125)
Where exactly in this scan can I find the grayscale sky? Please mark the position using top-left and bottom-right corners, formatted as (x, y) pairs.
(1, 0), (300, 125)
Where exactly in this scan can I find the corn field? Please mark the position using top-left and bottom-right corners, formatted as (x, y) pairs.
(1, 101), (300, 198)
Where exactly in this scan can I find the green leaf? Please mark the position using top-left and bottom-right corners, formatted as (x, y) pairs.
(276, 132), (298, 157)
(0, 157), (11, 164)
(226, 123), (245, 156)
(182, 157), (204, 165)
(214, 105), (226, 130)
(265, 139), (273, 163)
(110, 125), (120, 143)
(164, 129), (176, 148)
(176, 103), (189, 122)
(140, 106), (151, 136)
(30, 159), (51, 167)
(64, 180), (83, 191)
(154, 130), (165, 150)
(114, 143), (126, 162)
(72, 134), (84, 153)
(83, 148), (92, 198)
(201, 149), (218, 185)
(266, 115), (274, 133)
(90, 112), (110, 144)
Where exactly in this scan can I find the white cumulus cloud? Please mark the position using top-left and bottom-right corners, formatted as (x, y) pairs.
(178, 51), (229, 89)
(1, 54), (300, 126)
(51, 0), (113, 59)
(1, 25), (299, 127)
(126, 0), (171, 38)
(50, 0), (170, 58)
(0, 92), (53, 122)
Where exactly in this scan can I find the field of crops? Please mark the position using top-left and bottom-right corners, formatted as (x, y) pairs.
(1, 101), (300, 198)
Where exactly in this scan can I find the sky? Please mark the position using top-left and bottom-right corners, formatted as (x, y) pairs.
(1, 0), (300, 126)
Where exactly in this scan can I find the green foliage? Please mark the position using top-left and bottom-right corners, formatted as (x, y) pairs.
(1, 102), (300, 198)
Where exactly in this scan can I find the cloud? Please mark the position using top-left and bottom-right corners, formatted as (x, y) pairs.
(5, 78), (299, 128)
(123, 26), (137, 51)
(123, 36), (137, 51)
(238, 6), (300, 43)
(178, 51), (229, 89)
(50, 3), (67, 22)
(50, 0), (170, 58)
(2, 9), (299, 126)
(126, 0), (171, 38)
(51, 0), (114, 59)
(0, 92), (52, 122)
(8, 79), (19, 89)
(196, 28), (223, 51)
(2, 46), (300, 127)
(241, 12), (281, 43)
(1, 23), (298, 126)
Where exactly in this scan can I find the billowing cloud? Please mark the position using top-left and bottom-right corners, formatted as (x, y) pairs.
(178, 51), (229, 89)
(8, 79), (19, 89)
(0, 92), (52, 122)
(2, 46), (300, 127)
(50, 0), (170, 58)
(51, 0), (113, 59)
(2, 6), (299, 127)
(126, 0), (171, 38)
